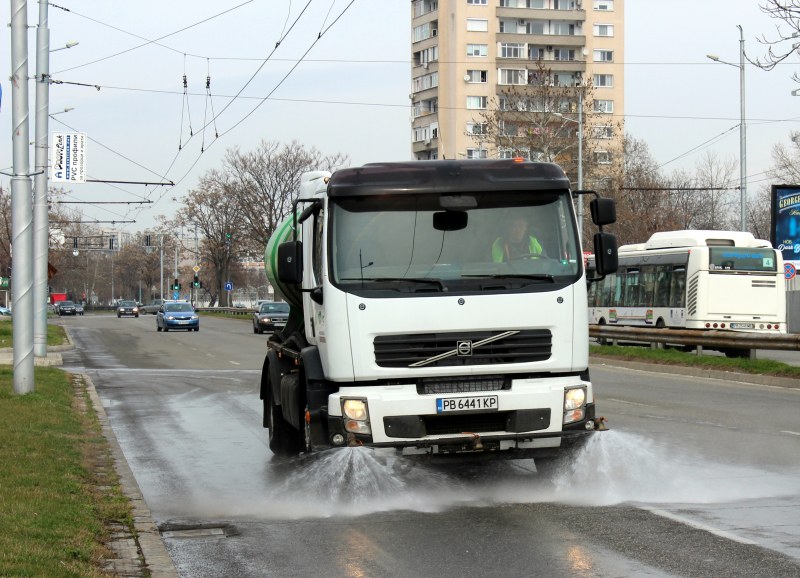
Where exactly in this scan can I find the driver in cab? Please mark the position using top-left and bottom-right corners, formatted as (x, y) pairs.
(491, 215), (543, 262)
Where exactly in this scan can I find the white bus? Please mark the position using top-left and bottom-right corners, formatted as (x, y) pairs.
(587, 230), (786, 334)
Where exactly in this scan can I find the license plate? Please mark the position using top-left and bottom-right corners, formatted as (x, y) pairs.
(730, 322), (754, 329)
(436, 395), (498, 414)
(177, 320), (188, 324)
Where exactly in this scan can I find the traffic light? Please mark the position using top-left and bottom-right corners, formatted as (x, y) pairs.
(172, 278), (180, 291)
(193, 274), (199, 287)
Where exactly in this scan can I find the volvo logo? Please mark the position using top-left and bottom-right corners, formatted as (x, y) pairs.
(456, 340), (473, 356)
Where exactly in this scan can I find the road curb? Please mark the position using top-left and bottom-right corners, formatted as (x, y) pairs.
(83, 375), (179, 578)
(590, 356), (800, 389)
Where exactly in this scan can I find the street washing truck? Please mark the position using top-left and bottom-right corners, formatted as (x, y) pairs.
(261, 159), (618, 465)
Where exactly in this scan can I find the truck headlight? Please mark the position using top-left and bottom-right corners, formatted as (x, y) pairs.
(342, 398), (368, 421)
(342, 398), (370, 434)
(563, 386), (586, 425)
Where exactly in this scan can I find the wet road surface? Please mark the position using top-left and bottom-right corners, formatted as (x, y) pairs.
(60, 315), (800, 577)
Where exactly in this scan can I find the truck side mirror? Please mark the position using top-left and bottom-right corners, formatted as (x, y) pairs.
(593, 232), (618, 276)
(590, 197), (616, 226)
(277, 241), (303, 284)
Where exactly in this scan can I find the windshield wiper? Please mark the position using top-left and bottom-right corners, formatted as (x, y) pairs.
(341, 277), (446, 291)
(463, 273), (555, 283)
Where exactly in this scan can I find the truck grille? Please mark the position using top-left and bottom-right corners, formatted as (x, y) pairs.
(423, 412), (511, 435)
(374, 329), (552, 368)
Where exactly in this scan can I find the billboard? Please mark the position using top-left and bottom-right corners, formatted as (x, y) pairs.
(51, 132), (87, 183)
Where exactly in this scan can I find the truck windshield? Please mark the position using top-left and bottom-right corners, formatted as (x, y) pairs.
(330, 190), (580, 292)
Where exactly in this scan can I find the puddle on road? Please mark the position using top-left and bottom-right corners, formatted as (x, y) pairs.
(200, 432), (800, 520)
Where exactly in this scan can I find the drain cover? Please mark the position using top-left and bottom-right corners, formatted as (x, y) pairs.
(161, 527), (226, 539)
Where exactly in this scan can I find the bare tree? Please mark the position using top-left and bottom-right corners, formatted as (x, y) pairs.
(173, 170), (246, 307)
(221, 140), (348, 254)
(692, 151), (738, 230)
(754, 1), (800, 83)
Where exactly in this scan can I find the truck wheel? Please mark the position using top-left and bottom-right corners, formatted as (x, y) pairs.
(266, 374), (302, 457)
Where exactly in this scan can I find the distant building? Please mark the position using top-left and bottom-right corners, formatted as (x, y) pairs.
(411, 0), (624, 171)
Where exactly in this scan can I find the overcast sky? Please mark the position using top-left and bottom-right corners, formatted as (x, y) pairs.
(2, 0), (800, 234)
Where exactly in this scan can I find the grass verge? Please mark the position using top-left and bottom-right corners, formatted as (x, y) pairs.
(590, 344), (800, 379)
(0, 319), (68, 348)
(0, 367), (133, 577)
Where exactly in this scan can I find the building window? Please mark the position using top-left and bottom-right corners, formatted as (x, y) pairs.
(553, 48), (576, 61)
(413, 0), (439, 17)
(593, 24), (614, 37)
(500, 43), (525, 58)
(593, 49), (613, 62)
(467, 96), (488, 109)
(466, 69), (488, 83)
(593, 99), (614, 113)
(467, 43), (488, 57)
(413, 22), (438, 42)
(467, 0), (488, 4)
(467, 121), (488, 135)
(412, 72), (439, 93)
(467, 18), (489, 32)
(593, 0), (614, 10)
(499, 69), (527, 85)
(551, 22), (575, 36)
(593, 126), (613, 139)
(593, 74), (613, 87)
(594, 151), (612, 164)
(466, 148), (488, 159)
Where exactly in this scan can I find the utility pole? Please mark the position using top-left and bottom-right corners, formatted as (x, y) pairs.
(159, 234), (164, 300)
(11, 0), (35, 394)
(33, 0), (50, 358)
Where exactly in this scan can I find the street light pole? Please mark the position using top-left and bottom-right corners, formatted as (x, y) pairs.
(706, 25), (747, 232)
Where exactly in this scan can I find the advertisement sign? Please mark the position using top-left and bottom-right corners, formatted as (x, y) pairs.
(51, 132), (87, 183)
(770, 184), (800, 265)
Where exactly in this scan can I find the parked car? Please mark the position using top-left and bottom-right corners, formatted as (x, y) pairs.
(0, 305), (11, 316)
(74, 303), (84, 316)
(141, 299), (164, 315)
(252, 301), (290, 334)
(116, 300), (139, 318)
(58, 300), (77, 316)
(156, 302), (199, 332)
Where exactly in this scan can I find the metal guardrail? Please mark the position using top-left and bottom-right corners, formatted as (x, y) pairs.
(196, 307), (255, 316)
(589, 325), (800, 351)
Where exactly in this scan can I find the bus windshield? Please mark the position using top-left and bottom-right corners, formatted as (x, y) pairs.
(330, 190), (580, 292)
(708, 248), (777, 272)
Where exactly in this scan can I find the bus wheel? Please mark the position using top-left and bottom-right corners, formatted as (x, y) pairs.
(656, 319), (665, 329)
(597, 319), (609, 346)
(724, 348), (751, 359)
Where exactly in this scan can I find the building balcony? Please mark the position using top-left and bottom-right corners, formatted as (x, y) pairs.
(496, 7), (585, 21)
(497, 32), (586, 48)
(412, 138), (437, 153)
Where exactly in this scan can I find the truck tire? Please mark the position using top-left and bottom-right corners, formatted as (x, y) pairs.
(266, 373), (302, 457)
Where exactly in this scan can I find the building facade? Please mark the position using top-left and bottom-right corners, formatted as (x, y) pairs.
(411, 0), (624, 175)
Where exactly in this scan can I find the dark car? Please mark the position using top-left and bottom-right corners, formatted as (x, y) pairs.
(157, 302), (199, 332)
(116, 300), (139, 318)
(252, 301), (290, 334)
(74, 303), (84, 316)
(141, 299), (164, 315)
(58, 300), (77, 316)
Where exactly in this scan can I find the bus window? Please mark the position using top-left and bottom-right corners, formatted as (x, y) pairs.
(709, 248), (777, 272)
(669, 267), (686, 307)
(654, 265), (671, 307)
(614, 270), (626, 305)
(600, 272), (614, 306)
(625, 269), (639, 306)
(640, 266), (655, 307)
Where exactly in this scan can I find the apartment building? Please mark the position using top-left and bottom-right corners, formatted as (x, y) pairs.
(410, 0), (624, 176)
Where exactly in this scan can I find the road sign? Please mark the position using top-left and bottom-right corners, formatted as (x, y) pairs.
(784, 262), (796, 280)
(172, 291), (179, 300)
(51, 132), (87, 183)
(225, 282), (233, 291)
(192, 265), (201, 273)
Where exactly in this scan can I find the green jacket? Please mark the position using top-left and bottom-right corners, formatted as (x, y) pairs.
(492, 236), (543, 262)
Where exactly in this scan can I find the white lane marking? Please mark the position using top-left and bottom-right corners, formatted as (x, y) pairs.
(781, 430), (800, 436)
(605, 398), (653, 408)
(644, 508), (758, 546)
(229, 360), (241, 366)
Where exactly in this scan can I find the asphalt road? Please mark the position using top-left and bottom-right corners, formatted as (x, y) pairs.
(59, 314), (800, 578)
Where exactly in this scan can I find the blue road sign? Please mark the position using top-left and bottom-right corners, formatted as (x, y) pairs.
(172, 291), (179, 300)
(784, 262), (796, 280)
(225, 282), (233, 291)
